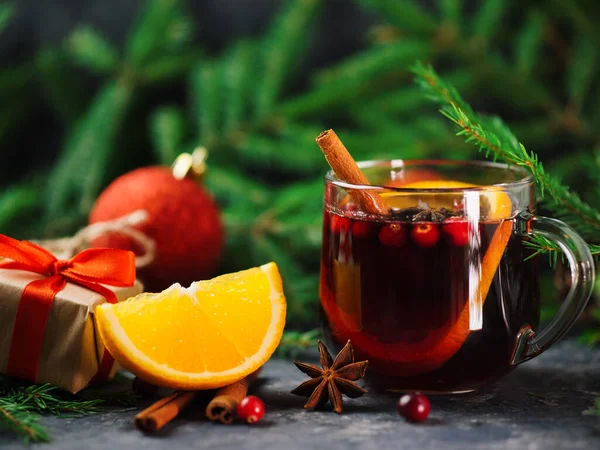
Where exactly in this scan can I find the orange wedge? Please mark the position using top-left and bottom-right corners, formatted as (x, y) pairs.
(95, 263), (286, 390)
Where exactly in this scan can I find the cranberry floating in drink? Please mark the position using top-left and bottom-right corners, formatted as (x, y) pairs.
(316, 130), (594, 394)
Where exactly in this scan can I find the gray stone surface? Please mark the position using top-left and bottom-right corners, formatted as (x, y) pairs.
(2, 340), (600, 450)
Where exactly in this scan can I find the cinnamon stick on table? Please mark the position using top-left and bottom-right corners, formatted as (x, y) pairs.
(206, 370), (261, 424)
(134, 391), (198, 433)
(316, 129), (390, 216)
(133, 371), (261, 432)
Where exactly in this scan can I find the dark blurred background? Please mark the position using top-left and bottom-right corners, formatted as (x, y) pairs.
(0, 0), (373, 183)
(1, 0), (599, 334)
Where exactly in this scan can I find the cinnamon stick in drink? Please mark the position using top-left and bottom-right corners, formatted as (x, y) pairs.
(206, 370), (261, 424)
(316, 129), (390, 216)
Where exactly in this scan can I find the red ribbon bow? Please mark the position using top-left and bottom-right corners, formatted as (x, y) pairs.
(0, 234), (135, 384)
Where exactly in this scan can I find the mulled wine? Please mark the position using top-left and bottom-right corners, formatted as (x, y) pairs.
(319, 160), (594, 394)
(320, 206), (540, 393)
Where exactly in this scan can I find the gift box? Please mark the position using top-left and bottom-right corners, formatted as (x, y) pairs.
(0, 235), (142, 393)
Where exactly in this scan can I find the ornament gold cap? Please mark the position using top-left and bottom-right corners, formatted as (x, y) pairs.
(172, 147), (208, 181)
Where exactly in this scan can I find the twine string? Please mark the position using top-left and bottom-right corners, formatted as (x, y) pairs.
(33, 210), (156, 268)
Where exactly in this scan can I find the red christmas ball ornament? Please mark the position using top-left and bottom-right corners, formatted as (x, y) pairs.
(89, 150), (224, 292)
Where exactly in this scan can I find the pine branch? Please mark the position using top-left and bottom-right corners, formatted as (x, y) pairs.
(190, 62), (220, 146)
(0, 63), (34, 98)
(35, 49), (87, 125)
(268, 179), (323, 226)
(150, 106), (185, 165)
(125, 0), (193, 68)
(549, 0), (600, 48)
(364, 86), (428, 116)
(66, 26), (119, 74)
(277, 329), (320, 358)
(221, 41), (256, 136)
(338, 125), (466, 161)
(280, 40), (431, 118)
(524, 234), (600, 266)
(584, 398), (600, 416)
(315, 39), (429, 88)
(45, 81), (133, 225)
(3, 384), (102, 417)
(254, 0), (321, 118)
(0, 401), (49, 443)
(349, 108), (400, 132)
(0, 382), (103, 442)
(0, 97), (30, 146)
(0, 2), (13, 33)
(358, 0), (438, 36)
(437, 0), (462, 24)
(205, 165), (271, 208)
(234, 124), (326, 176)
(364, 69), (472, 115)
(478, 54), (557, 113)
(579, 330), (600, 347)
(506, 119), (557, 150)
(0, 180), (41, 234)
(250, 232), (318, 325)
(138, 49), (202, 83)
(567, 33), (598, 111)
(515, 11), (545, 78)
(412, 62), (600, 240)
(578, 308), (600, 346)
(471, 0), (508, 44)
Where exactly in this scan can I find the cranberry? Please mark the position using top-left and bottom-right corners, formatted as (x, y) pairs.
(411, 223), (440, 248)
(330, 215), (350, 234)
(236, 396), (265, 424)
(397, 393), (430, 422)
(442, 218), (469, 246)
(351, 220), (373, 238)
(379, 223), (407, 247)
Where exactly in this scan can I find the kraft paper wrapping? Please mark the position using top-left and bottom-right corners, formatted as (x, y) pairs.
(0, 268), (142, 393)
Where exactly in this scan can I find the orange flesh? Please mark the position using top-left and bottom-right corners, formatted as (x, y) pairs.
(96, 263), (286, 390)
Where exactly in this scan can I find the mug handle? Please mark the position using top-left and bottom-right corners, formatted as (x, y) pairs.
(510, 213), (595, 365)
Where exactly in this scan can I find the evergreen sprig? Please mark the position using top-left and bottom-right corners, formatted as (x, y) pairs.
(0, 3), (13, 33)
(277, 329), (321, 359)
(412, 62), (600, 247)
(524, 235), (600, 267)
(66, 26), (119, 74)
(0, 401), (48, 443)
(578, 307), (600, 347)
(0, 376), (143, 443)
(0, 381), (102, 443)
(584, 397), (600, 416)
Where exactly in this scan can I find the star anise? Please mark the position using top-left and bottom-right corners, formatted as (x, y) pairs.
(413, 208), (447, 222)
(290, 340), (368, 413)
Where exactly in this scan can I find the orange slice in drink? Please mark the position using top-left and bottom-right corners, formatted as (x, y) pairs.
(322, 221), (512, 375)
(96, 263), (286, 390)
(321, 180), (514, 375)
(381, 180), (513, 220)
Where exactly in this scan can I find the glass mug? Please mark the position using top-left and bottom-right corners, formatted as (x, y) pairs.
(319, 160), (595, 393)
